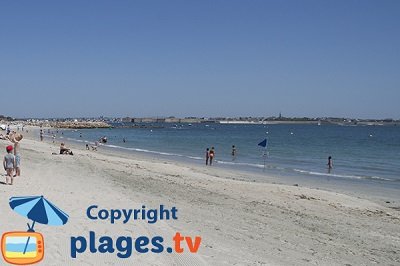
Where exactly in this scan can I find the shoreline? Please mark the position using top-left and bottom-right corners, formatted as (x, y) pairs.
(34, 126), (400, 206)
(0, 127), (399, 265)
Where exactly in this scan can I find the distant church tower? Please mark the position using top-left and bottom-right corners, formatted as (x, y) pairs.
(279, 112), (282, 119)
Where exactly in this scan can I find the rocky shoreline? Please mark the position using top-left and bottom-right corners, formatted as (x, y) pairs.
(51, 121), (111, 129)
(4, 121), (112, 129)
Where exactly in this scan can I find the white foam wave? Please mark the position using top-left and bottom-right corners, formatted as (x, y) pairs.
(60, 136), (395, 182)
(293, 169), (392, 181)
(217, 161), (265, 169)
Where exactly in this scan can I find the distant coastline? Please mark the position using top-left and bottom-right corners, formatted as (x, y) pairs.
(1, 114), (399, 129)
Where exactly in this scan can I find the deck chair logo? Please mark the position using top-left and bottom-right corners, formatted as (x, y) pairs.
(1, 196), (69, 265)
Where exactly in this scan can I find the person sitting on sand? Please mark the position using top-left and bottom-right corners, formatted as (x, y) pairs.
(91, 141), (99, 151)
(60, 143), (73, 155)
(3, 145), (15, 185)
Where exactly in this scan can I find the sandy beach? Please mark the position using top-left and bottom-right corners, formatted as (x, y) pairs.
(0, 131), (399, 265)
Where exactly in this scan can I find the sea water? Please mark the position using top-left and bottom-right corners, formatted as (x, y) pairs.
(57, 123), (400, 199)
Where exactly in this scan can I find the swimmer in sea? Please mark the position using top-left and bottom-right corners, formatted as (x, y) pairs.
(327, 156), (333, 169)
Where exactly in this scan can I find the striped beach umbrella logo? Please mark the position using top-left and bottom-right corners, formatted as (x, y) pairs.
(9, 196), (69, 227)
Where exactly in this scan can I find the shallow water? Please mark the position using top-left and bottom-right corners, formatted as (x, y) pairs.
(33, 123), (400, 202)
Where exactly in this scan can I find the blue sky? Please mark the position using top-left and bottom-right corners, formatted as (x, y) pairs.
(1, 1), (399, 119)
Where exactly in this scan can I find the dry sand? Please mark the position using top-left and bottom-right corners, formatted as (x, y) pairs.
(0, 133), (399, 265)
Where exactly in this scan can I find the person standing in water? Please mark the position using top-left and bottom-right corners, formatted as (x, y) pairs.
(209, 147), (215, 165)
(205, 148), (210, 165)
(231, 145), (236, 159)
(327, 156), (333, 169)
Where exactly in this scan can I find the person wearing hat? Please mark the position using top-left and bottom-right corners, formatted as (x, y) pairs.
(3, 145), (15, 185)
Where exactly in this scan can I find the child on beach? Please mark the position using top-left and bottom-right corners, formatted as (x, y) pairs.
(3, 145), (15, 185)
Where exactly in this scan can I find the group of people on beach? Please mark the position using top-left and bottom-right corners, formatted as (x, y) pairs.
(2, 129), (23, 185)
(205, 145), (237, 166)
(204, 144), (333, 172)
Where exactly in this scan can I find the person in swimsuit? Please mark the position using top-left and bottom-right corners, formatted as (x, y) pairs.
(205, 148), (210, 165)
(231, 145), (237, 160)
(209, 147), (215, 165)
(60, 143), (73, 155)
(3, 145), (15, 185)
(327, 156), (333, 169)
(12, 133), (23, 177)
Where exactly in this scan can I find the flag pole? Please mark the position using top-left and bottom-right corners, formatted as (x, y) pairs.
(258, 138), (268, 171)
(263, 146), (267, 171)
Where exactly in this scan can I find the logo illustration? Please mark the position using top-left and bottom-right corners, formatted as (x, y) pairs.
(1, 196), (69, 265)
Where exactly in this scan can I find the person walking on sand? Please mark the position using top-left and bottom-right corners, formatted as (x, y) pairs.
(40, 129), (44, 141)
(209, 147), (215, 165)
(3, 145), (15, 185)
(205, 148), (210, 165)
(327, 156), (333, 169)
(10, 132), (23, 177)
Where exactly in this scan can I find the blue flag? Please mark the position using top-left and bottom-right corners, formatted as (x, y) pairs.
(258, 138), (267, 148)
